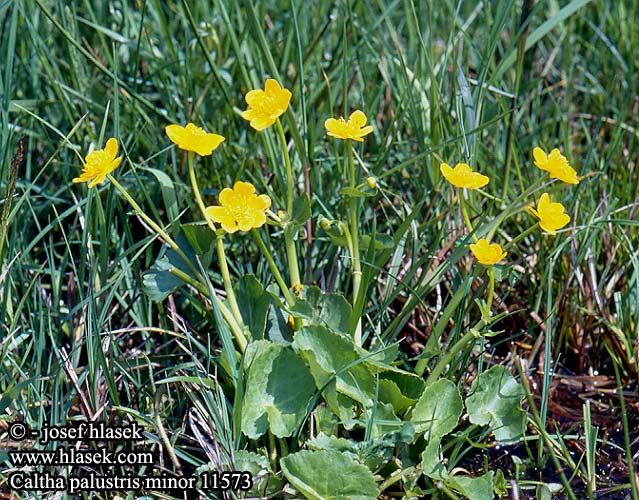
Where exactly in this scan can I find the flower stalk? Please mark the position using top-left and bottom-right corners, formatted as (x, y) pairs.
(168, 266), (246, 351)
(107, 174), (198, 278)
(275, 118), (302, 289)
(109, 172), (248, 351)
(187, 153), (244, 328)
(252, 229), (295, 307)
(458, 192), (476, 239)
(348, 141), (363, 345)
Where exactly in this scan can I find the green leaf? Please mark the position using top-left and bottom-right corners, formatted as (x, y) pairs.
(340, 186), (375, 198)
(290, 286), (352, 335)
(181, 223), (215, 263)
(368, 401), (403, 438)
(313, 405), (340, 436)
(231, 450), (284, 497)
(241, 341), (315, 439)
(294, 325), (376, 407)
(410, 379), (462, 440)
(380, 369), (425, 400)
(139, 166), (179, 225)
(264, 304), (294, 343)
(281, 450), (379, 500)
(142, 253), (183, 301)
(378, 379), (417, 413)
(360, 233), (394, 251)
(324, 223), (349, 247)
(447, 471), (495, 500)
(307, 433), (358, 454)
(143, 231), (202, 301)
(235, 275), (270, 340)
(291, 194), (312, 225)
(465, 366), (525, 443)
(421, 436), (448, 480)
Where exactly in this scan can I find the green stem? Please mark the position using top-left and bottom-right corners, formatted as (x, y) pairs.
(107, 174), (199, 279)
(268, 431), (278, 469)
(458, 191), (476, 239)
(252, 229), (295, 307)
(427, 271), (499, 384)
(487, 266), (495, 312)
(378, 466), (417, 492)
(425, 330), (476, 385)
(504, 222), (538, 251)
(169, 267), (247, 350)
(276, 118), (302, 288)
(347, 141), (363, 345)
(216, 235), (244, 328)
(276, 118), (294, 215)
(187, 152), (244, 328)
(284, 227), (302, 286)
(440, 484), (463, 500)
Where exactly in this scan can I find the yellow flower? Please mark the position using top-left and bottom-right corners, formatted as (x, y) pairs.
(73, 137), (122, 187)
(324, 110), (373, 142)
(165, 123), (225, 156)
(530, 193), (571, 234)
(440, 163), (489, 190)
(205, 181), (271, 233)
(469, 238), (507, 266)
(533, 147), (579, 184)
(241, 79), (292, 131)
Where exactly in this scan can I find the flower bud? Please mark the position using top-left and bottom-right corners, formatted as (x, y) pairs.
(319, 217), (331, 231)
(366, 176), (377, 189)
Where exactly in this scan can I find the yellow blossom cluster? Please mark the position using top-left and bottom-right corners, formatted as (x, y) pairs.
(440, 146), (580, 266)
(75, 79), (377, 235)
(73, 77), (581, 269)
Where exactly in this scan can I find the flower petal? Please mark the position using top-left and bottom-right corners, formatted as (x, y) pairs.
(166, 124), (186, 144)
(264, 78), (282, 94)
(245, 89), (265, 108)
(349, 110), (368, 128)
(234, 181), (256, 197)
(218, 187), (235, 206)
(533, 147), (547, 168)
(105, 138), (118, 158)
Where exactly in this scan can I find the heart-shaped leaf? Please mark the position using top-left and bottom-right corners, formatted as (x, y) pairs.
(236, 275), (271, 340)
(241, 341), (315, 439)
(411, 379), (463, 440)
(294, 326), (375, 408)
(447, 471), (495, 500)
(465, 366), (525, 443)
(281, 450), (379, 500)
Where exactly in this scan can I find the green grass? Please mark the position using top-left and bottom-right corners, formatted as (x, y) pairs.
(1, 0), (638, 499)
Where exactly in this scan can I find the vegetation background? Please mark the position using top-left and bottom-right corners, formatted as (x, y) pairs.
(1, 0), (637, 499)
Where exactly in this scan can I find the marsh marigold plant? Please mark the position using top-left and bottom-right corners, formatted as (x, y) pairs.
(533, 147), (579, 185)
(530, 193), (571, 234)
(73, 137), (122, 187)
(470, 238), (507, 266)
(241, 79), (291, 131)
(165, 123), (225, 156)
(440, 163), (489, 190)
(325, 110), (373, 142)
(206, 181), (271, 233)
